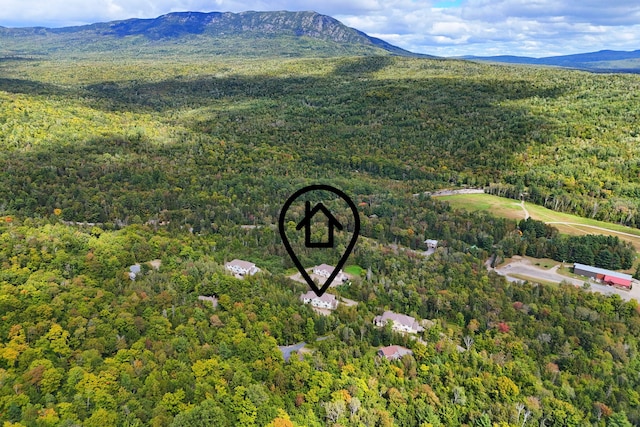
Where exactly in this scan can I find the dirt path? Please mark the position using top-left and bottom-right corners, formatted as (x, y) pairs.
(520, 200), (530, 220)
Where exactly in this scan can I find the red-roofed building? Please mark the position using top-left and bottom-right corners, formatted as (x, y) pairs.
(603, 275), (632, 289)
(378, 345), (413, 361)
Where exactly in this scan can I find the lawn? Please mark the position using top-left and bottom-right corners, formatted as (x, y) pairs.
(344, 265), (364, 276)
(439, 193), (640, 252)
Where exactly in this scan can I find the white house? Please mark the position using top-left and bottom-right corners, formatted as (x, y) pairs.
(374, 311), (424, 334)
(313, 264), (347, 282)
(378, 345), (413, 361)
(225, 259), (259, 276)
(424, 239), (438, 249)
(300, 291), (339, 310)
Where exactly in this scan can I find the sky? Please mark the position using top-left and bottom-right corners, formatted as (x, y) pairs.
(1, 0), (639, 57)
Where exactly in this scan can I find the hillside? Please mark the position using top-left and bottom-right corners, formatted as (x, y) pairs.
(464, 49), (640, 73)
(2, 55), (640, 229)
(2, 21), (640, 426)
(0, 11), (426, 58)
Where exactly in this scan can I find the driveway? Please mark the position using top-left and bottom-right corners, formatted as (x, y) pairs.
(278, 342), (306, 362)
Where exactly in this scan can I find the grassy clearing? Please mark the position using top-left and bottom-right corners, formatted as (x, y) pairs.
(439, 193), (640, 252)
(344, 265), (363, 276)
(529, 258), (559, 269)
(442, 193), (525, 220)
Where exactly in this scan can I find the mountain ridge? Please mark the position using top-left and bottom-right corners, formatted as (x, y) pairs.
(463, 49), (640, 73)
(0, 10), (429, 58)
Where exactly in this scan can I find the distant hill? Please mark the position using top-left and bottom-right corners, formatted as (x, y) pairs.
(463, 49), (640, 73)
(0, 11), (430, 58)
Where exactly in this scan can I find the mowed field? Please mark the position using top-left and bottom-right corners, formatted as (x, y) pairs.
(439, 193), (640, 252)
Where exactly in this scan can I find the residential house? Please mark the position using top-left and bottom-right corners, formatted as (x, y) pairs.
(378, 345), (413, 361)
(313, 264), (347, 282)
(225, 259), (259, 276)
(300, 291), (339, 310)
(424, 239), (438, 249)
(374, 310), (424, 334)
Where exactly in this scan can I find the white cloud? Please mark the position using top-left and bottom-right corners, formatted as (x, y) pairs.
(1, 0), (639, 56)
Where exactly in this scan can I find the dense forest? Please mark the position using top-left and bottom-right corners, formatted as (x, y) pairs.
(1, 56), (640, 228)
(1, 205), (640, 426)
(2, 53), (640, 426)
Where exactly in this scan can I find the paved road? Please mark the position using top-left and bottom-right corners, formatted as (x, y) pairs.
(495, 261), (583, 286)
(278, 335), (332, 362)
(340, 297), (358, 307)
(278, 342), (306, 362)
(494, 257), (640, 301)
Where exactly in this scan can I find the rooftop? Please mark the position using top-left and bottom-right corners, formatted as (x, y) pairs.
(226, 259), (256, 270)
(378, 345), (412, 359)
(377, 311), (422, 328)
(573, 263), (632, 280)
(300, 291), (337, 302)
(315, 263), (336, 272)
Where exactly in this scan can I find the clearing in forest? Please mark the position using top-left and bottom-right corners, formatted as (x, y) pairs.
(439, 193), (640, 252)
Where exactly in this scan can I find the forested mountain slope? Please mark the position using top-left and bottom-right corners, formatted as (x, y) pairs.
(1, 56), (640, 229)
(0, 11), (424, 58)
(464, 49), (640, 73)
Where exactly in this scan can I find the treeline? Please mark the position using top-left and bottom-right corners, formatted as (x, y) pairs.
(486, 181), (640, 229)
(498, 217), (635, 270)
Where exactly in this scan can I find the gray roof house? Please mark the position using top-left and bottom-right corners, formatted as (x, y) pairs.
(374, 310), (425, 334)
(300, 291), (339, 310)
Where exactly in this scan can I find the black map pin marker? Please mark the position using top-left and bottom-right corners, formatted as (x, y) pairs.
(279, 184), (360, 297)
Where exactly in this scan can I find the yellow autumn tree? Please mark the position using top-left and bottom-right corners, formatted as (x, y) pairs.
(267, 409), (295, 427)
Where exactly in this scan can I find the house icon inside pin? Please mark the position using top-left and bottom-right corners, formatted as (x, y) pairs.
(296, 201), (343, 248)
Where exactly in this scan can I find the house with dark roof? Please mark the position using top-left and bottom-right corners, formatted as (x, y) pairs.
(374, 310), (425, 334)
(378, 345), (413, 361)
